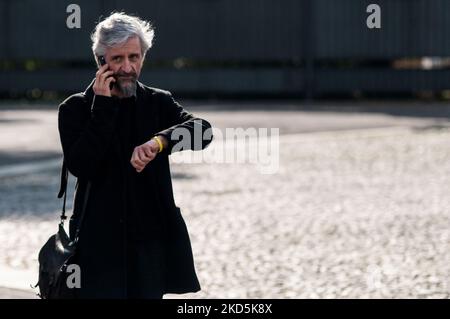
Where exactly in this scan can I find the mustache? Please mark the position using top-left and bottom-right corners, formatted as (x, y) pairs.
(115, 72), (137, 79)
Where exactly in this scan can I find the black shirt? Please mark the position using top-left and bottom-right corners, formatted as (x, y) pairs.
(116, 96), (166, 297)
(116, 96), (165, 239)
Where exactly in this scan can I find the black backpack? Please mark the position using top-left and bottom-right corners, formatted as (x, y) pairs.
(33, 161), (90, 299)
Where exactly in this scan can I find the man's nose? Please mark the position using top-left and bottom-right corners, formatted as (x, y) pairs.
(121, 59), (132, 73)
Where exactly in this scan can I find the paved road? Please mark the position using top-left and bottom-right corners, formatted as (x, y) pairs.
(0, 103), (449, 298)
(1, 102), (449, 166)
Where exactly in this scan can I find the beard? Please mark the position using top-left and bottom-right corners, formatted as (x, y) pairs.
(115, 72), (138, 97)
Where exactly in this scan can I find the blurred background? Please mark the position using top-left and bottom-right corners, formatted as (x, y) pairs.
(1, 0), (450, 100)
(0, 0), (449, 299)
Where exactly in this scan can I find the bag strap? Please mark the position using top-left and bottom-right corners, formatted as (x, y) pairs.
(57, 161), (69, 221)
(57, 160), (91, 243)
(57, 95), (94, 242)
(73, 181), (91, 243)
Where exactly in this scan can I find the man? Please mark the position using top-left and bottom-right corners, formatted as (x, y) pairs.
(58, 12), (213, 298)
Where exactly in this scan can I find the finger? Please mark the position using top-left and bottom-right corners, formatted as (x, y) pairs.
(142, 150), (154, 162)
(135, 161), (145, 171)
(132, 160), (144, 171)
(142, 144), (155, 156)
(99, 63), (109, 73)
(95, 64), (109, 77)
(142, 145), (155, 158)
(100, 70), (114, 81)
(130, 151), (142, 169)
(136, 150), (146, 163)
(99, 72), (115, 86)
(95, 68), (107, 86)
(136, 166), (144, 173)
(105, 76), (116, 87)
(138, 148), (153, 163)
(131, 149), (146, 167)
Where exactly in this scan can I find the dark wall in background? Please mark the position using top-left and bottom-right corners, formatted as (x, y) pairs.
(0, 0), (449, 98)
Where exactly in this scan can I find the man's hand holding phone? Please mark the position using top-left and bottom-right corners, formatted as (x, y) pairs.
(93, 63), (116, 97)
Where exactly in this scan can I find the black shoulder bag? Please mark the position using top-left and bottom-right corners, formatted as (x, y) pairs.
(33, 161), (91, 299)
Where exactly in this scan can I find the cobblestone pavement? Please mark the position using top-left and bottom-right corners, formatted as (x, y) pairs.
(0, 107), (449, 298)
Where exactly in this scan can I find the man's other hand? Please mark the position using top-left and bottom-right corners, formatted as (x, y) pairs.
(130, 139), (160, 173)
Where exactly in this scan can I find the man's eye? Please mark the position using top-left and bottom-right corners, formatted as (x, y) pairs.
(113, 57), (121, 62)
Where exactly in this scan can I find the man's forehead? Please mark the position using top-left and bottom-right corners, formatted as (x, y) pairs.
(108, 37), (141, 55)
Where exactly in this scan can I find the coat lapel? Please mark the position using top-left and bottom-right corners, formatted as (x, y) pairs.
(83, 78), (160, 146)
(135, 81), (160, 145)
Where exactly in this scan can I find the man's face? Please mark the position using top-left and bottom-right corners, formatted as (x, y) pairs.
(104, 36), (143, 97)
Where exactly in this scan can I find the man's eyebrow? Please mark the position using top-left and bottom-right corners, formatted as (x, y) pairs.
(111, 53), (140, 59)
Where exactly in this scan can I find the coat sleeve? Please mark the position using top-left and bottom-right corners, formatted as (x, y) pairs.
(153, 91), (214, 155)
(58, 94), (120, 179)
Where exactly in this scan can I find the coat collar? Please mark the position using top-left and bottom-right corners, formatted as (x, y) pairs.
(83, 78), (146, 102)
(82, 78), (159, 146)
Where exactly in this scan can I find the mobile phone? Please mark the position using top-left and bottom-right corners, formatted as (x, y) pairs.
(98, 56), (114, 90)
(98, 56), (107, 66)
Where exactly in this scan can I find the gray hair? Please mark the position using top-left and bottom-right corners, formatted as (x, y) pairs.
(91, 12), (155, 64)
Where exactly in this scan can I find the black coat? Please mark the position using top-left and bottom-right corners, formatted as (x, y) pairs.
(58, 79), (213, 298)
